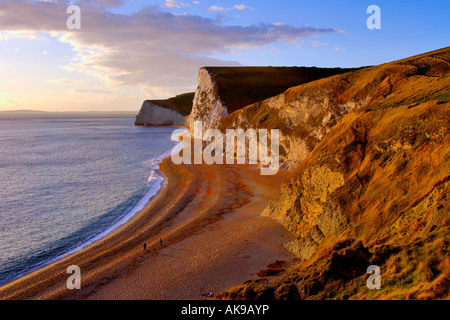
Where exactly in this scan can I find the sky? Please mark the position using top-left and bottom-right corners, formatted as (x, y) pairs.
(0, 0), (449, 112)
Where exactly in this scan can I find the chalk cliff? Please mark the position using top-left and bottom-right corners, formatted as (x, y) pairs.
(189, 67), (227, 132)
(135, 101), (186, 126)
(189, 66), (357, 133)
(218, 47), (450, 172)
(135, 92), (194, 126)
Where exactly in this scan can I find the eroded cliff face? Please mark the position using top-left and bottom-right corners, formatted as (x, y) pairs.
(217, 47), (450, 300)
(189, 68), (228, 133)
(135, 101), (187, 126)
(258, 47), (450, 257)
(219, 63), (431, 168)
(263, 165), (347, 259)
(220, 98), (450, 300)
(189, 66), (357, 134)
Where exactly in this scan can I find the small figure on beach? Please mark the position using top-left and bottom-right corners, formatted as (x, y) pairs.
(143, 242), (147, 250)
(160, 238), (163, 246)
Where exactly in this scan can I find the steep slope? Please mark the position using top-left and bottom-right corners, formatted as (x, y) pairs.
(135, 92), (194, 126)
(189, 66), (357, 132)
(219, 46), (450, 169)
(216, 47), (450, 299)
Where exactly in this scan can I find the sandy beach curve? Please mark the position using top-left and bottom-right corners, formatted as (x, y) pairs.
(0, 158), (294, 300)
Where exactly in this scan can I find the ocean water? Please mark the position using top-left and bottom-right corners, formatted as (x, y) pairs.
(0, 112), (179, 286)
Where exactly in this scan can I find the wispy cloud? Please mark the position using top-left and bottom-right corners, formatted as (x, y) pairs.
(74, 89), (112, 94)
(208, 5), (228, 12)
(233, 4), (252, 10)
(0, 31), (41, 41)
(164, 0), (189, 9)
(49, 79), (86, 85)
(0, 0), (342, 95)
(98, 0), (124, 7)
(209, 3), (252, 13)
(311, 40), (329, 47)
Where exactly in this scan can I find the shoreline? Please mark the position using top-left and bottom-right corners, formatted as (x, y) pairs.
(0, 157), (294, 300)
(0, 153), (169, 288)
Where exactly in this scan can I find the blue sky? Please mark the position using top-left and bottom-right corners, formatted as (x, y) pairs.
(95, 0), (450, 67)
(0, 0), (448, 111)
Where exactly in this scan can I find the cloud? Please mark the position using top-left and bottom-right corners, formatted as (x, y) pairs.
(310, 40), (328, 47)
(209, 4), (252, 14)
(0, 31), (42, 41)
(208, 5), (228, 12)
(74, 89), (112, 94)
(0, 0), (342, 96)
(49, 79), (86, 85)
(164, 0), (188, 9)
(78, 0), (124, 8)
(233, 4), (252, 10)
(95, 0), (124, 8)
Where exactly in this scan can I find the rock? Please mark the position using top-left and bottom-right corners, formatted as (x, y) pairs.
(135, 92), (194, 126)
(189, 68), (228, 133)
(215, 46), (450, 300)
(189, 66), (357, 134)
(324, 241), (371, 281)
(135, 100), (187, 126)
(263, 165), (346, 258)
(273, 283), (300, 300)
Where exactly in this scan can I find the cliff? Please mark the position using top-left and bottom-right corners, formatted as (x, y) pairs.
(135, 92), (194, 126)
(218, 47), (450, 169)
(189, 66), (358, 133)
(133, 46), (449, 299)
(216, 46), (450, 299)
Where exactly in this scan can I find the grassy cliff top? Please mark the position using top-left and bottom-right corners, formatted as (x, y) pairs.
(146, 92), (195, 116)
(203, 66), (360, 113)
(219, 46), (450, 133)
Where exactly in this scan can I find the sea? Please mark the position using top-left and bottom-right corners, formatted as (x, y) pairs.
(0, 112), (181, 286)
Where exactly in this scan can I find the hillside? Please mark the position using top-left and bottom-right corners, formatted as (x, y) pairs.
(146, 92), (195, 116)
(219, 47), (450, 168)
(216, 47), (450, 299)
(203, 66), (359, 114)
(189, 66), (358, 132)
(135, 92), (194, 126)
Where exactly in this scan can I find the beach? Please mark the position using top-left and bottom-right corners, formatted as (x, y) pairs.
(0, 157), (294, 300)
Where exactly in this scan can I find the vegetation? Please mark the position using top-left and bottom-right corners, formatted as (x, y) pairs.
(216, 47), (450, 300)
(204, 66), (359, 114)
(146, 92), (195, 116)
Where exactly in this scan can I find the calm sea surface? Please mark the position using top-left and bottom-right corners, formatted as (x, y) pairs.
(0, 112), (179, 286)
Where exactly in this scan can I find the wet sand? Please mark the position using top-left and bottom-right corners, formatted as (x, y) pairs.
(0, 158), (294, 300)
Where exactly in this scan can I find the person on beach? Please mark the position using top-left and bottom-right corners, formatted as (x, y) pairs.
(160, 238), (163, 246)
(143, 243), (147, 250)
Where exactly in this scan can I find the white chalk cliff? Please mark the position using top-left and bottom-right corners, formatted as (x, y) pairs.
(135, 101), (187, 126)
(189, 68), (228, 133)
